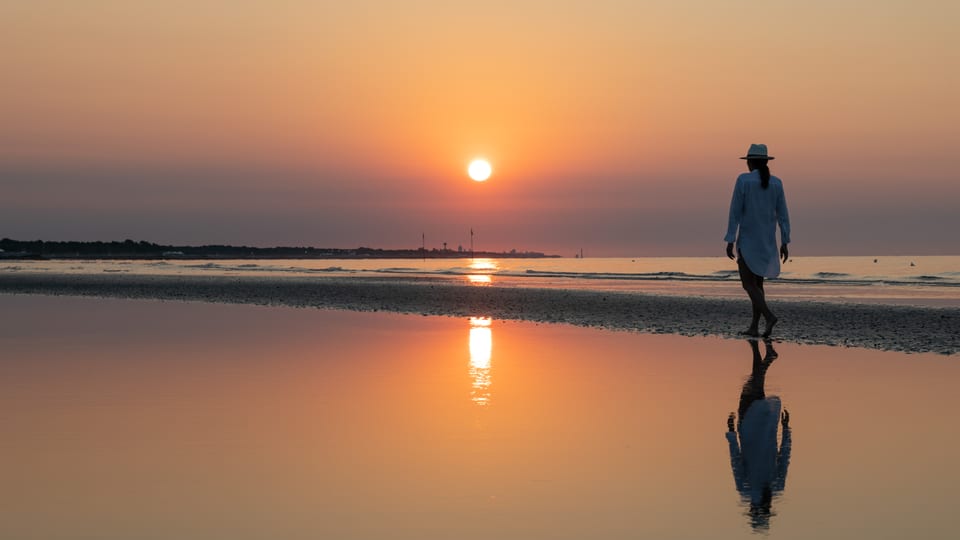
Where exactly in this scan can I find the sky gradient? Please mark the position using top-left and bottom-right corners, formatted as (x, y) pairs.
(2, 1), (957, 256)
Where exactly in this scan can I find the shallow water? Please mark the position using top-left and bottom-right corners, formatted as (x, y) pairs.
(1, 296), (958, 539)
(5, 255), (960, 306)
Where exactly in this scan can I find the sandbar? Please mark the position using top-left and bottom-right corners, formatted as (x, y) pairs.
(1, 272), (956, 354)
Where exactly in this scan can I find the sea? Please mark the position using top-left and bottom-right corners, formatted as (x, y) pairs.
(5, 255), (959, 307)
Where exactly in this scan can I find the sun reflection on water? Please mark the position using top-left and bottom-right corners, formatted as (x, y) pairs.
(468, 317), (493, 406)
(469, 259), (497, 272)
(466, 258), (498, 286)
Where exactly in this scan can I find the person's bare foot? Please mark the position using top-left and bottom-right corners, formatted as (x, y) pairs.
(762, 315), (778, 338)
(763, 339), (778, 360)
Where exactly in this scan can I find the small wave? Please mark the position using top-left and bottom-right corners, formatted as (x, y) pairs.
(440, 267), (478, 275)
(915, 275), (946, 281)
(521, 269), (731, 281)
(814, 272), (850, 278)
(172, 263), (354, 274)
(879, 279), (960, 288)
(374, 267), (420, 273)
(295, 266), (349, 273)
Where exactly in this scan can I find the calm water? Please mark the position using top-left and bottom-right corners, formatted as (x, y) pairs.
(5, 255), (960, 306)
(1, 296), (958, 539)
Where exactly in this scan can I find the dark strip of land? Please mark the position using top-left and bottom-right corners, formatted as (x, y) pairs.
(3, 273), (957, 355)
(0, 238), (557, 260)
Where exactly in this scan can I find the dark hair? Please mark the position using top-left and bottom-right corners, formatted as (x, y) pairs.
(747, 159), (771, 189)
(758, 163), (771, 189)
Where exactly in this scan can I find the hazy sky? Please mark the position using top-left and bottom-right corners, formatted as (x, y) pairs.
(2, 1), (957, 256)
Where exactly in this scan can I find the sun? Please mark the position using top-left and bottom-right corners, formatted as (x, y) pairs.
(468, 159), (492, 182)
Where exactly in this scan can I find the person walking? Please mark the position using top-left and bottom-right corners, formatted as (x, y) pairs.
(725, 144), (791, 338)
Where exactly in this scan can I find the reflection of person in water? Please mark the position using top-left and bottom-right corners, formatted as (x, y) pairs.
(726, 339), (791, 531)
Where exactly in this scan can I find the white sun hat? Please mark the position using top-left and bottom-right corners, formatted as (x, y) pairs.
(740, 144), (775, 160)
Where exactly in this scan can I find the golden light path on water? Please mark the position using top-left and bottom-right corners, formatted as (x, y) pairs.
(468, 317), (492, 406)
(466, 258), (498, 286)
(469, 258), (498, 272)
(466, 274), (491, 285)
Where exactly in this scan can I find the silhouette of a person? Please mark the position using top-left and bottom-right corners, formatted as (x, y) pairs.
(724, 144), (791, 338)
(726, 339), (791, 531)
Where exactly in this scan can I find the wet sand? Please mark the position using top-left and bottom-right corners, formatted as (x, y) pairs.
(3, 296), (960, 539)
(1, 272), (957, 354)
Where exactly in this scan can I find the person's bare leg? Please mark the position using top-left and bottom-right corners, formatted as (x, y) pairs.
(740, 270), (777, 337)
(750, 289), (762, 330)
(744, 281), (770, 336)
(757, 277), (778, 337)
(762, 312), (778, 338)
(738, 257), (762, 336)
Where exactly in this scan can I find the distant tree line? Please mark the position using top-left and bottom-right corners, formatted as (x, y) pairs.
(0, 238), (556, 260)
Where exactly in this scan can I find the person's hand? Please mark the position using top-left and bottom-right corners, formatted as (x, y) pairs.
(781, 409), (790, 427)
(726, 243), (735, 260)
(728, 412), (736, 431)
(780, 244), (789, 263)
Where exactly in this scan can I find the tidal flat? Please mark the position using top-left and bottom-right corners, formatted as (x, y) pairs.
(1, 272), (957, 354)
(1, 295), (958, 539)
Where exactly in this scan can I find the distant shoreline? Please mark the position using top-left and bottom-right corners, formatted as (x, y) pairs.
(0, 252), (560, 261)
(0, 238), (561, 260)
(2, 272), (956, 355)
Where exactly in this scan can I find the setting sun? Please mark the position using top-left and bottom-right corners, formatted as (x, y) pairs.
(468, 159), (492, 182)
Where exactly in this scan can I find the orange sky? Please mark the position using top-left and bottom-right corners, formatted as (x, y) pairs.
(1, 1), (957, 255)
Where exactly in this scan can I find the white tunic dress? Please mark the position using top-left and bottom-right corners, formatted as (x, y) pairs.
(724, 171), (791, 278)
(726, 396), (791, 505)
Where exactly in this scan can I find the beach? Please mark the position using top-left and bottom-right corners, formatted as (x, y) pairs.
(2, 294), (959, 539)
(7, 2), (959, 537)
(1, 271), (957, 354)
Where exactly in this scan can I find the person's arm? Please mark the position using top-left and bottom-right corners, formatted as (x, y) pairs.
(773, 409), (792, 492)
(727, 413), (747, 492)
(724, 178), (744, 259)
(777, 184), (791, 262)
